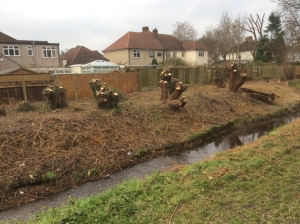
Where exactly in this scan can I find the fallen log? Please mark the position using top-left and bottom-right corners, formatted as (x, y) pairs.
(240, 88), (276, 102)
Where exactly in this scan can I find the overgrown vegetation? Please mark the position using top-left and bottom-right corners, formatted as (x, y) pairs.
(16, 101), (35, 112)
(16, 117), (300, 224)
(0, 80), (299, 218)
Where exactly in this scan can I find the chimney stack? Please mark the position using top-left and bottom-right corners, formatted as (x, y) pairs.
(246, 36), (253, 42)
(152, 28), (158, 40)
(142, 26), (149, 32)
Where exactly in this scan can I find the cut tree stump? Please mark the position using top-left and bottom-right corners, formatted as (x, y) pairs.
(240, 88), (276, 102)
(171, 82), (188, 100)
(159, 80), (169, 104)
(229, 62), (237, 91)
(213, 77), (226, 88)
(167, 96), (187, 110)
(232, 74), (247, 92)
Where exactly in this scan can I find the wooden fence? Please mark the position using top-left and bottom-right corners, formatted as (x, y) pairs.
(54, 71), (140, 100)
(0, 65), (299, 103)
(0, 73), (53, 102)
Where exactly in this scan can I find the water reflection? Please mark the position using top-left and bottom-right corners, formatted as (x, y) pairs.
(170, 114), (299, 164)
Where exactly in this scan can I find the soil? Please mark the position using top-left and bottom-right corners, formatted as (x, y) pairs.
(0, 79), (300, 213)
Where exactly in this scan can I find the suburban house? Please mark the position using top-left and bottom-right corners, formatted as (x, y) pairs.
(286, 39), (300, 63)
(61, 45), (109, 67)
(226, 36), (255, 62)
(0, 32), (60, 71)
(102, 26), (208, 66)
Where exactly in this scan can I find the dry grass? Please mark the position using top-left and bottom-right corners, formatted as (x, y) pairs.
(0, 80), (299, 211)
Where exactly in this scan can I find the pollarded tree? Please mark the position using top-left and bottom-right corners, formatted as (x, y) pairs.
(172, 21), (198, 41)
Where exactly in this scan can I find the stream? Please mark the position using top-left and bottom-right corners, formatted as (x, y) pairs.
(0, 114), (299, 222)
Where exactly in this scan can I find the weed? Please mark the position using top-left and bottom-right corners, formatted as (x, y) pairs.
(42, 172), (57, 182)
(136, 149), (150, 157)
(17, 101), (35, 112)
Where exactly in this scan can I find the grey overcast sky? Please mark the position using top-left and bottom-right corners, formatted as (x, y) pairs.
(0, 0), (278, 54)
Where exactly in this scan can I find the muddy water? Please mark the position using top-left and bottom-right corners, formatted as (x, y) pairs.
(0, 114), (299, 222)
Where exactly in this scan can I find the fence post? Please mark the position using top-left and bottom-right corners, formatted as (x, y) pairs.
(72, 73), (77, 101)
(21, 81), (28, 102)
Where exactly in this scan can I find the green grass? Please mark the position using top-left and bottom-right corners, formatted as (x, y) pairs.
(288, 80), (300, 90)
(4, 119), (300, 224)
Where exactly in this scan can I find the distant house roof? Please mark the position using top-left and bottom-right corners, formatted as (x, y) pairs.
(61, 46), (109, 66)
(238, 36), (256, 52)
(102, 26), (205, 52)
(0, 32), (58, 45)
(183, 41), (208, 51)
(0, 32), (17, 42)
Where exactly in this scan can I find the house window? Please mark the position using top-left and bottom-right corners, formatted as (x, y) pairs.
(27, 46), (33, 56)
(172, 52), (177, 57)
(199, 51), (204, 57)
(42, 47), (56, 58)
(133, 50), (140, 58)
(166, 51), (170, 57)
(149, 50), (155, 57)
(3, 46), (20, 56)
(182, 52), (184, 57)
(157, 52), (162, 57)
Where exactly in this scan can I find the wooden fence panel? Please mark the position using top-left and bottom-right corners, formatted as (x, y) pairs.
(55, 71), (140, 101)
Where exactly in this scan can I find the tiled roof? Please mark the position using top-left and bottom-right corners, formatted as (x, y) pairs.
(0, 32), (16, 42)
(102, 28), (187, 52)
(183, 41), (208, 50)
(239, 41), (255, 52)
(0, 32), (57, 45)
(61, 46), (109, 66)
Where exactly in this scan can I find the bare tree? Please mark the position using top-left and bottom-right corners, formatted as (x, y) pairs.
(272, 0), (300, 54)
(272, 0), (300, 32)
(241, 13), (265, 58)
(172, 21), (198, 41)
(198, 26), (220, 61)
(216, 12), (235, 60)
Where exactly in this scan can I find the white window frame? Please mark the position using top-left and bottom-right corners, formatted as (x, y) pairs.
(42, 46), (57, 58)
(148, 50), (155, 57)
(172, 51), (177, 57)
(199, 51), (204, 57)
(27, 46), (33, 56)
(3, 46), (20, 56)
(133, 50), (140, 58)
